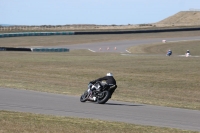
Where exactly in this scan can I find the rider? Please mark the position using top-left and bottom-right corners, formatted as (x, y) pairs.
(185, 50), (190, 57)
(166, 49), (172, 56)
(88, 73), (117, 101)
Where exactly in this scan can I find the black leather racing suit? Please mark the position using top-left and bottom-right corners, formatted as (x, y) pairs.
(91, 76), (116, 85)
(90, 76), (117, 97)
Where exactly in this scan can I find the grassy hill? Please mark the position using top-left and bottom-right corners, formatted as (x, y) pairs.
(155, 11), (200, 26)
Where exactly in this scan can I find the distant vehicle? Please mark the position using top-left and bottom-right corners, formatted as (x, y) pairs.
(166, 50), (172, 56)
(185, 50), (190, 57)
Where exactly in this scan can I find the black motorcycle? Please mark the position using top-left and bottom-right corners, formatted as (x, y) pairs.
(80, 81), (117, 104)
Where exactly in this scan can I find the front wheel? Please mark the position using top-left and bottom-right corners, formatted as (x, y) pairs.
(96, 90), (111, 104)
(80, 91), (88, 102)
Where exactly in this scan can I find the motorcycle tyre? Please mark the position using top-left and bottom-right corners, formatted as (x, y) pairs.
(97, 90), (111, 104)
(80, 91), (88, 102)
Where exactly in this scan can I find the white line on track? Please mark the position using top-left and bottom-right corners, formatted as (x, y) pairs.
(88, 49), (96, 52)
(126, 50), (131, 53)
(178, 55), (200, 57)
(167, 39), (200, 43)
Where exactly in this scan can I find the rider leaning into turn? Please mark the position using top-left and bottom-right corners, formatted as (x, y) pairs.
(88, 73), (117, 101)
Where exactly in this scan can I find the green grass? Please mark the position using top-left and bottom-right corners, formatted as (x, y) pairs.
(0, 111), (197, 133)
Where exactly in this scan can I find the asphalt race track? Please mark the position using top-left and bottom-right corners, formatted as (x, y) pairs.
(1, 88), (200, 131)
(48, 36), (200, 53)
(1, 36), (200, 131)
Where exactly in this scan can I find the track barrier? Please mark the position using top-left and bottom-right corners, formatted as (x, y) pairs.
(0, 47), (31, 51)
(0, 31), (74, 38)
(1, 27), (200, 38)
(0, 47), (69, 52)
(31, 48), (69, 52)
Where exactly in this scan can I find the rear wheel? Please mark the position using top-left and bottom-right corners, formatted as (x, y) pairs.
(80, 91), (88, 102)
(97, 90), (110, 104)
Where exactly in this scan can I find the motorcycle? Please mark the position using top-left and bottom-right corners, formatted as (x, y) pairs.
(185, 52), (190, 57)
(166, 51), (172, 56)
(80, 81), (117, 104)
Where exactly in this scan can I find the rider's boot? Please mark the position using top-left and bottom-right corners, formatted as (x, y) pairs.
(88, 96), (96, 101)
(87, 89), (96, 101)
(93, 97), (97, 101)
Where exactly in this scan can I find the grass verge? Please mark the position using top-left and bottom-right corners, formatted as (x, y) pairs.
(0, 111), (197, 133)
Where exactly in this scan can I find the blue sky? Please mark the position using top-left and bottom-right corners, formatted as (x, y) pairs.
(1, 0), (200, 25)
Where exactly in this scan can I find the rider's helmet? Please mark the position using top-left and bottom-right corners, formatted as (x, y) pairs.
(106, 73), (113, 76)
(187, 50), (190, 52)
